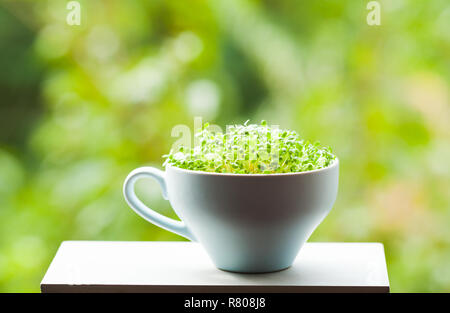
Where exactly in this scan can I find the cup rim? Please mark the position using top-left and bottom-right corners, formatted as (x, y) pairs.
(166, 158), (339, 177)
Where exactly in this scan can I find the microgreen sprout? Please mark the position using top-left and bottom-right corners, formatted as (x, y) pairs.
(163, 121), (336, 174)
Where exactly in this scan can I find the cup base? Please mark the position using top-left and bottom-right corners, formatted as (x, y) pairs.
(217, 265), (292, 274)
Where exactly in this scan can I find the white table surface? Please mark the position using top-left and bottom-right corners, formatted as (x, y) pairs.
(41, 241), (389, 293)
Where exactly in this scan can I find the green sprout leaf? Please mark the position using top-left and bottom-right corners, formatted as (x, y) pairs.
(163, 121), (336, 174)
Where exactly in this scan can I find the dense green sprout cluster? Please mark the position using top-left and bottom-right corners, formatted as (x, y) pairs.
(163, 121), (336, 174)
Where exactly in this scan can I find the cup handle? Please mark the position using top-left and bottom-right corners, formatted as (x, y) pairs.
(123, 166), (196, 241)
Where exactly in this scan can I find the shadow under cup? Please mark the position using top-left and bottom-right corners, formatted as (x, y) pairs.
(123, 160), (339, 273)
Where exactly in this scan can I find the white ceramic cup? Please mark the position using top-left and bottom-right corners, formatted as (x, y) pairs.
(124, 160), (339, 273)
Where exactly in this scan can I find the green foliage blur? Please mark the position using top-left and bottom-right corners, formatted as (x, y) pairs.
(0, 0), (449, 292)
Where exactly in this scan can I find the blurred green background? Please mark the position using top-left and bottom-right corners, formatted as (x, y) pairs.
(0, 0), (449, 292)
